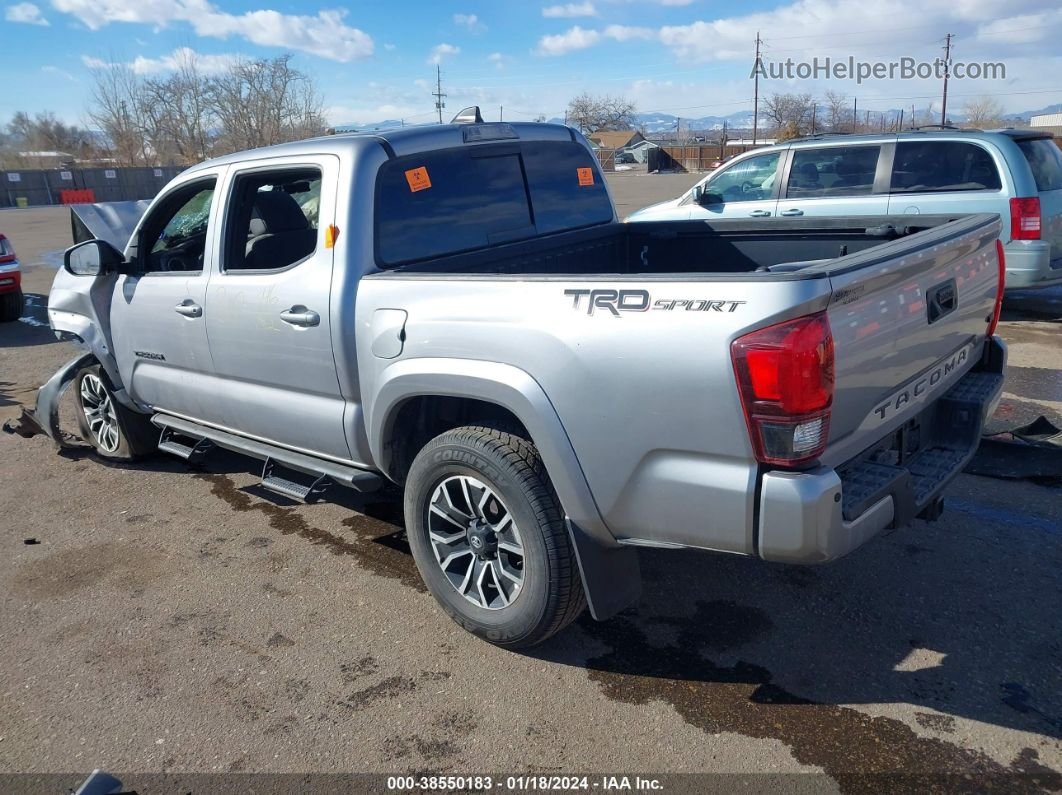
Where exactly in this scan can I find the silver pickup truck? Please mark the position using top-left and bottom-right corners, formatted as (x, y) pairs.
(13, 119), (1007, 648)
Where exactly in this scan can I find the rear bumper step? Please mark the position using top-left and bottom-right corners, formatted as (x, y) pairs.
(151, 414), (384, 493)
(757, 338), (1006, 564)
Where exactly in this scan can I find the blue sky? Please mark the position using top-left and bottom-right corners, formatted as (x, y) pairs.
(3, 0), (1061, 127)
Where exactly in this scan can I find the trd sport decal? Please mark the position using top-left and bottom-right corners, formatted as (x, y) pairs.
(564, 289), (745, 317)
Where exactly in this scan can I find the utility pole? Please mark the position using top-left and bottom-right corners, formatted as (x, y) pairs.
(433, 64), (446, 124)
(853, 97), (858, 131)
(721, 119), (727, 157)
(810, 102), (817, 135)
(940, 33), (953, 126)
(752, 31), (762, 146)
(897, 108), (904, 131)
(499, 106), (503, 121)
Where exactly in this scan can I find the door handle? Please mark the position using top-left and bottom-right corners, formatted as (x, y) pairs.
(174, 300), (203, 318)
(748, 209), (772, 217)
(780, 209), (804, 217)
(280, 306), (320, 328)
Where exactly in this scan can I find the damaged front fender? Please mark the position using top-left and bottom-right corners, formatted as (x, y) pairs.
(2, 352), (96, 449)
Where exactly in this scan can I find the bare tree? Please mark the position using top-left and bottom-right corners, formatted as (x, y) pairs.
(208, 55), (325, 152)
(762, 92), (814, 138)
(823, 90), (850, 132)
(961, 96), (1005, 128)
(565, 93), (637, 134)
(140, 50), (214, 165)
(85, 52), (324, 166)
(87, 63), (152, 166)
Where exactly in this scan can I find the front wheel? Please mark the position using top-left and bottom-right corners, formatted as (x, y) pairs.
(73, 365), (156, 460)
(404, 426), (586, 648)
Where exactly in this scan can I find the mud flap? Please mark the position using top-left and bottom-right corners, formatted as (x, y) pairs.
(565, 518), (641, 621)
(2, 352), (95, 449)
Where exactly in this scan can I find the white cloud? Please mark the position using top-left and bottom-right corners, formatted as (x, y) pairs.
(42, 64), (76, 81)
(6, 2), (49, 25)
(542, 2), (596, 18)
(535, 24), (653, 55)
(535, 26), (601, 55)
(487, 52), (509, 70)
(51, 0), (374, 61)
(603, 24), (653, 42)
(383, 42), (396, 51)
(80, 47), (240, 75)
(453, 12), (486, 32)
(428, 42), (460, 65)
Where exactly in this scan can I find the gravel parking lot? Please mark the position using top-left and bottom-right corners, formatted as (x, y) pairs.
(1, 177), (1061, 793)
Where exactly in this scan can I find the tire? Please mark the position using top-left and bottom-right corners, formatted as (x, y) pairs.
(404, 425), (586, 648)
(0, 289), (23, 323)
(73, 365), (157, 460)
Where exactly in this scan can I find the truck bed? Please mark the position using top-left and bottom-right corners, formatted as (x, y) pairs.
(376, 214), (969, 277)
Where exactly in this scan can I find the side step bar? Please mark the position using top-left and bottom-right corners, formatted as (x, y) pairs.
(151, 414), (384, 496)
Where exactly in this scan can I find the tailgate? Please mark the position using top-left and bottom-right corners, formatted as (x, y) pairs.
(819, 213), (1001, 467)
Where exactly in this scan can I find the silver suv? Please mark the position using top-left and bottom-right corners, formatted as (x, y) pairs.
(628, 129), (1062, 290)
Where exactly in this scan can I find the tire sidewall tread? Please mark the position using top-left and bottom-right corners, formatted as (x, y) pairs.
(404, 425), (585, 648)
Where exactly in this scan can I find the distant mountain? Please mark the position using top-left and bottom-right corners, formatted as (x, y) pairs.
(338, 103), (1058, 134)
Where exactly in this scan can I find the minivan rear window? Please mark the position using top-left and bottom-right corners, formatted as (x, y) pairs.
(890, 141), (1001, 193)
(1017, 138), (1062, 192)
(375, 141), (612, 266)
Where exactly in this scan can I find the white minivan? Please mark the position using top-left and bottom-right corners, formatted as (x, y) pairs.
(628, 129), (1062, 290)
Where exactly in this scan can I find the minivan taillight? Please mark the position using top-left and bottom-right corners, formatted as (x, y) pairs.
(1009, 197), (1041, 241)
(731, 312), (835, 467)
(988, 239), (1006, 337)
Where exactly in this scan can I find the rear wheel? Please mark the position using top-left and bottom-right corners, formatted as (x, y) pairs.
(0, 289), (23, 323)
(73, 365), (156, 460)
(404, 426), (586, 648)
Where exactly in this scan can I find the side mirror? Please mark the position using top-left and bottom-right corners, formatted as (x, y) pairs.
(691, 185), (704, 202)
(64, 239), (127, 276)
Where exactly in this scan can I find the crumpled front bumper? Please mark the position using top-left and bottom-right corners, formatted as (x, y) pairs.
(756, 337), (1007, 564)
(2, 352), (95, 448)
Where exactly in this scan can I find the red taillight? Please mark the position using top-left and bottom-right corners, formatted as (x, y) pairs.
(1009, 197), (1041, 241)
(732, 312), (834, 467)
(0, 235), (15, 264)
(988, 239), (1006, 337)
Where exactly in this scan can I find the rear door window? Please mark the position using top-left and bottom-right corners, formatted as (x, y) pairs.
(375, 141), (612, 266)
(890, 141), (1001, 193)
(1017, 138), (1062, 192)
(786, 145), (881, 198)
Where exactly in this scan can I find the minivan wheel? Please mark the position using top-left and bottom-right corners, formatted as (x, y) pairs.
(404, 426), (586, 648)
(0, 289), (23, 323)
(73, 365), (156, 460)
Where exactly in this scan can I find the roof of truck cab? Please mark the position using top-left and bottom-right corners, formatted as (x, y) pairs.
(183, 122), (581, 174)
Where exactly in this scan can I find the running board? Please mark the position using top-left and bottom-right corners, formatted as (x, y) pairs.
(158, 427), (215, 463)
(261, 458), (332, 504)
(151, 414), (384, 493)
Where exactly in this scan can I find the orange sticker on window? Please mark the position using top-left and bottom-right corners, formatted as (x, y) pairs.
(405, 166), (432, 192)
(577, 167), (594, 186)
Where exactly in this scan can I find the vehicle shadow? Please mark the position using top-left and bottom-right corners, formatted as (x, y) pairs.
(0, 293), (62, 348)
(525, 496), (1062, 752)
(1002, 285), (1062, 322)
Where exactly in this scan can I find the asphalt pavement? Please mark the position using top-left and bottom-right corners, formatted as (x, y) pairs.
(1, 179), (1060, 793)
